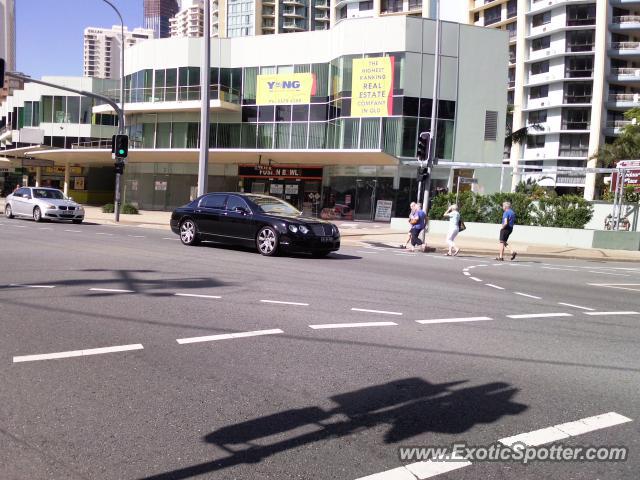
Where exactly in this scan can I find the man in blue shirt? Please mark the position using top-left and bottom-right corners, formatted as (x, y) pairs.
(497, 201), (517, 261)
(409, 202), (427, 252)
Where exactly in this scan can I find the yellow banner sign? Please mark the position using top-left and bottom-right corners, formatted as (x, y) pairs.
(256, 73), (316, 106)
(351, 56), (395, 118)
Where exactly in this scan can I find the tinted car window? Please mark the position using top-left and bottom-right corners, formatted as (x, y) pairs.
(33, 189), (64, 200)
(200, 194), (227, 209)
(226, 196), (249, 212)
(16, 188), (30, 197)
(247, 195), (300, 215)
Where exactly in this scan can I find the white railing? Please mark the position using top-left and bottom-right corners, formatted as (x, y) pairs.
(612, 15), (640, 24)
(609, 93), (640, 103)
(611, 67), (640, 76)
(606, 120), (632, 129)
(611, 41), (640, 50)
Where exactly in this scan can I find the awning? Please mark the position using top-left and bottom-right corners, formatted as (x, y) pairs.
(29, 148), (400, 167)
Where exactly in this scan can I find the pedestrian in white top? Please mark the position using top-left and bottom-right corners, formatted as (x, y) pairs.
(443, 204), (460, 256)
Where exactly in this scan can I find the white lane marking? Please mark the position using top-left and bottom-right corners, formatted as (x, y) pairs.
(558, 302), (595, 311)
(310, 322), (398, 329)
(356, 456), (471, 480)
(162, 237), (178, 240)
(485, 283), (505, 290)
(514, 292), (542, 299)
(356, 250), (379, 254)
(584, 311), (639, 316)
(8, 284), (55, 289)
(417, 317), (492, 324)
(13, 344), (144, 363)
(463, 272), (471, 276)
(543, 266), (580, 272)
(39, 227), (53, 230)
(587, 271), (630, 277)
(128, 235), (146, 238)
(174, 293), (221, 299)
(88, 288), (134, 293)
(588, 283), (640, 292)
(95, 232), (114, 236)
(351, 308), (403, 316)
(64, 229), (81, 233)
(12, 225), (27, 228)
(499, 412), (632, 448)
(507, 313), (572, 319)
(260, 299), (309, 306)
(462, 268), (469, 272)
(469, 277), (482, 282)
(467, 266), (475, 269)
(177, 328), (283, 344)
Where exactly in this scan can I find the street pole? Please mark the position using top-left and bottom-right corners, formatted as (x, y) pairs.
(198, 0), (211, 197)
(101, 0), (126, 222)
(456, 175), (461, 207)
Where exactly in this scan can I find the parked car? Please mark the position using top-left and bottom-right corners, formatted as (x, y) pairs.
(170, 193), (341, 257)
(4, 187), (85, 223)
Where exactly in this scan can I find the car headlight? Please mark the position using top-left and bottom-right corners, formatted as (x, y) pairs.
(333, 225), (340, 236)
(299, 225), (309, 234)
(288, 224), (299, 233)
(44, 203), (56, 209)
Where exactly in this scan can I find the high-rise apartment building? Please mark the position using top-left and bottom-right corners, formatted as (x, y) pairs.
(144, 0), (180, 38)
(470, 0), (632, 200)
(0, 0), (16, 105)
(169, 0), (227, 38)
(333, 0), (468, 25)
(83, 26), (154, 80)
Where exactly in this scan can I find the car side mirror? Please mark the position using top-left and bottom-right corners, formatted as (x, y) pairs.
(235, 206), (249, 215)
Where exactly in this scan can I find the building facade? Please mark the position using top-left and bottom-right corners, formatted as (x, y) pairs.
(8, 17), (507, 217)
(333, 0), (468, 26)
(170, 0), (228, 38)
(145, 0), (181, 38)
(83, 26), (155, 80)
(0, 0), (16, 104)
(471, 0), (636, 200)
(0, 77), (118, 200)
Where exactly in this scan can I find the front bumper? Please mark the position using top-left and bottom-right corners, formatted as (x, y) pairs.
(44, 208), (84, 220)
(280, 234), (341, 253)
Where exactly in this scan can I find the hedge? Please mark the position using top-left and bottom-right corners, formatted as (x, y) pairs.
(429, 192), (593, 229)
(101, 203), (139, 214)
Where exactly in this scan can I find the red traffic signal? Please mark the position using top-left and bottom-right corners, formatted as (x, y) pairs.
(416, 131), (431, 161)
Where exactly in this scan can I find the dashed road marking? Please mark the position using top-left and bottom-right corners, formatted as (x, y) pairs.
(507, 312), (572, 319)
(469, 277), (482, 282)
(417, 317), (492, 324)
(558, 302), (594, 311)
(128, 235), (146, 238)
(351, 308), (403, 316)
(8, 284), (55, 289)
(95, 232), (114, 236)
(261, 299), (309, 306)
(584, 311), (639, 316)
(177, 329), (283, 344)
(463, 272), (471, 276)
(13, 343), (144, 363)
(499, 412), (632, 448)
(310, 322), (398, 329)
(39, 227), (53, 230)
(89, 288), (135, 293)
(587, 271), (630, 277)
(485, 283), (505, 290)
(514, 292), (541, 299)
(588, 283), (640, 293)
(543, 266), (580, 272)
(174, 293), (221, 299)
(64, 229), (81, 233)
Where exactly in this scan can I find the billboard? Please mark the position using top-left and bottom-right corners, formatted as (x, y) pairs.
(351, 56), (394, 118)
(615, 160), (640, 192)
(256, 73), (316, 106)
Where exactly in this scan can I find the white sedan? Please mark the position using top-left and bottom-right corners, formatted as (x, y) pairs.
(4, 187), (85, 223)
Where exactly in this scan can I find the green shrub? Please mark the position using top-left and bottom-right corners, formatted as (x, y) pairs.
(535, 195), (594, 228)
(121, 203), (139, 215)
(102, 203), (115, 213)
(487, 192), (535, 225)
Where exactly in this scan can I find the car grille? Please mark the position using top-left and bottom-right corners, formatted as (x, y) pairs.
(58, 206), (75, 211)
(310, 224), (332, 236)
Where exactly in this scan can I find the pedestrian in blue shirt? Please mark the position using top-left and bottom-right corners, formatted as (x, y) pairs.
(409, 202), (427, 252)
(497, 201), (517, 261)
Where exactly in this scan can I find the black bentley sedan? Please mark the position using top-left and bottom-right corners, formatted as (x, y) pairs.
(170, 193), (340, 256)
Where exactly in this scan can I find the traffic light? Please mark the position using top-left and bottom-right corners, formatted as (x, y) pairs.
(114, 134), (128, 159)
(417, 166), (429, 181)
(416, 131), (430, 161)
(0, 58), (4, 87)
(114, 161), (125, 175)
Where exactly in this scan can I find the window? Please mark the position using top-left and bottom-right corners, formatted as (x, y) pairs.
(484, 5), (502, 26)
(531, 60), (549, 75)
(532, 36), (550, 51)
(564, 83), (592, 103)
(527, 135), (545, 149)
(566, 30), (594, 52)
(530, 85), (549, 99)
(474, 12), (480, 22)
(528, 110), (547, 124)
(562, 108), (591, 130)
(506, 0), (516, 18)
(200, 194), (227, 209)
(484, 110), (499, 141)
(381, 0), (402, 13)
(559, 133), (589, 157)
(566, 4), (596, 26)
(359, 0), (373, 10)
(509, 45), (516, 63)
(338, 5), (347, 18)
(565, 56), (593, 78)
(226, 196), (250, 212)
(532, 11), (551, 28)
(408, 0), (421, 10)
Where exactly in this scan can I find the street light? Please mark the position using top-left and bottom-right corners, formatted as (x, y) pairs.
(100, 0), (126, 222)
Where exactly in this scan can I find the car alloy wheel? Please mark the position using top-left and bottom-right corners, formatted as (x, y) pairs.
(180, 219), (199, 246)
(5, 205), (13, 218)
(257, 226), (278, 256)
(33, 206), (42, 222)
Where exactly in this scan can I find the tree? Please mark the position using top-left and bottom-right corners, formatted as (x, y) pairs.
(595, 107), (640, 168)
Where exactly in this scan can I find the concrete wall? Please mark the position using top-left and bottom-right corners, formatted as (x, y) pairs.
(585, 202), (640, 232)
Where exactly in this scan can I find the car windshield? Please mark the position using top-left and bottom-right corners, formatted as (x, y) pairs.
(33, 189), (65, 200)
(249, 195), (301, 216)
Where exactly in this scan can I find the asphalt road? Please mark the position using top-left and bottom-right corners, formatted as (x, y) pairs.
(1, 217), (639, 480)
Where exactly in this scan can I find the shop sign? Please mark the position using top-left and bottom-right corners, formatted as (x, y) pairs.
(73, 177), (85, 190)
(374, 200), (393, 222)
(351, 56), (394, 118)
(285, 184), (299, 195)
(154, 180), (168, 191)
(239, 165), (323, 180)
(256, 73), (316, 106)
(270, 184), (284, 195)
(615, 160), (640, 192)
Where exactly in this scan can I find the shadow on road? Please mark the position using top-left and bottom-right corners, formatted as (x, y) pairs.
(139, 377), (527, 480)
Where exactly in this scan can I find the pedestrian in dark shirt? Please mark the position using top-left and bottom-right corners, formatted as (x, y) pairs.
(409, 202), (427, 252)
(497, 201), (517, 261)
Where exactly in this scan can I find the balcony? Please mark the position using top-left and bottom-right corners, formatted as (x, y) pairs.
(283, 8), (304, 17)
(609, 67), (640, 83)
(605, 119), (632, 135)
(608, 93), (640, 108)
(315, 1), (330, 9)
(283, 21), (305, 30)
(564, 95), (592, 104)
(262, 9), (275, 17)
(282, 0), (304, 5)
(611, 15), (640, 31)
(610, 41), (640, 56)
(315, 14), (330, 21)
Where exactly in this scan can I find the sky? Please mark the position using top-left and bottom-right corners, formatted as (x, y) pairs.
(16, 0), (144, 79)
